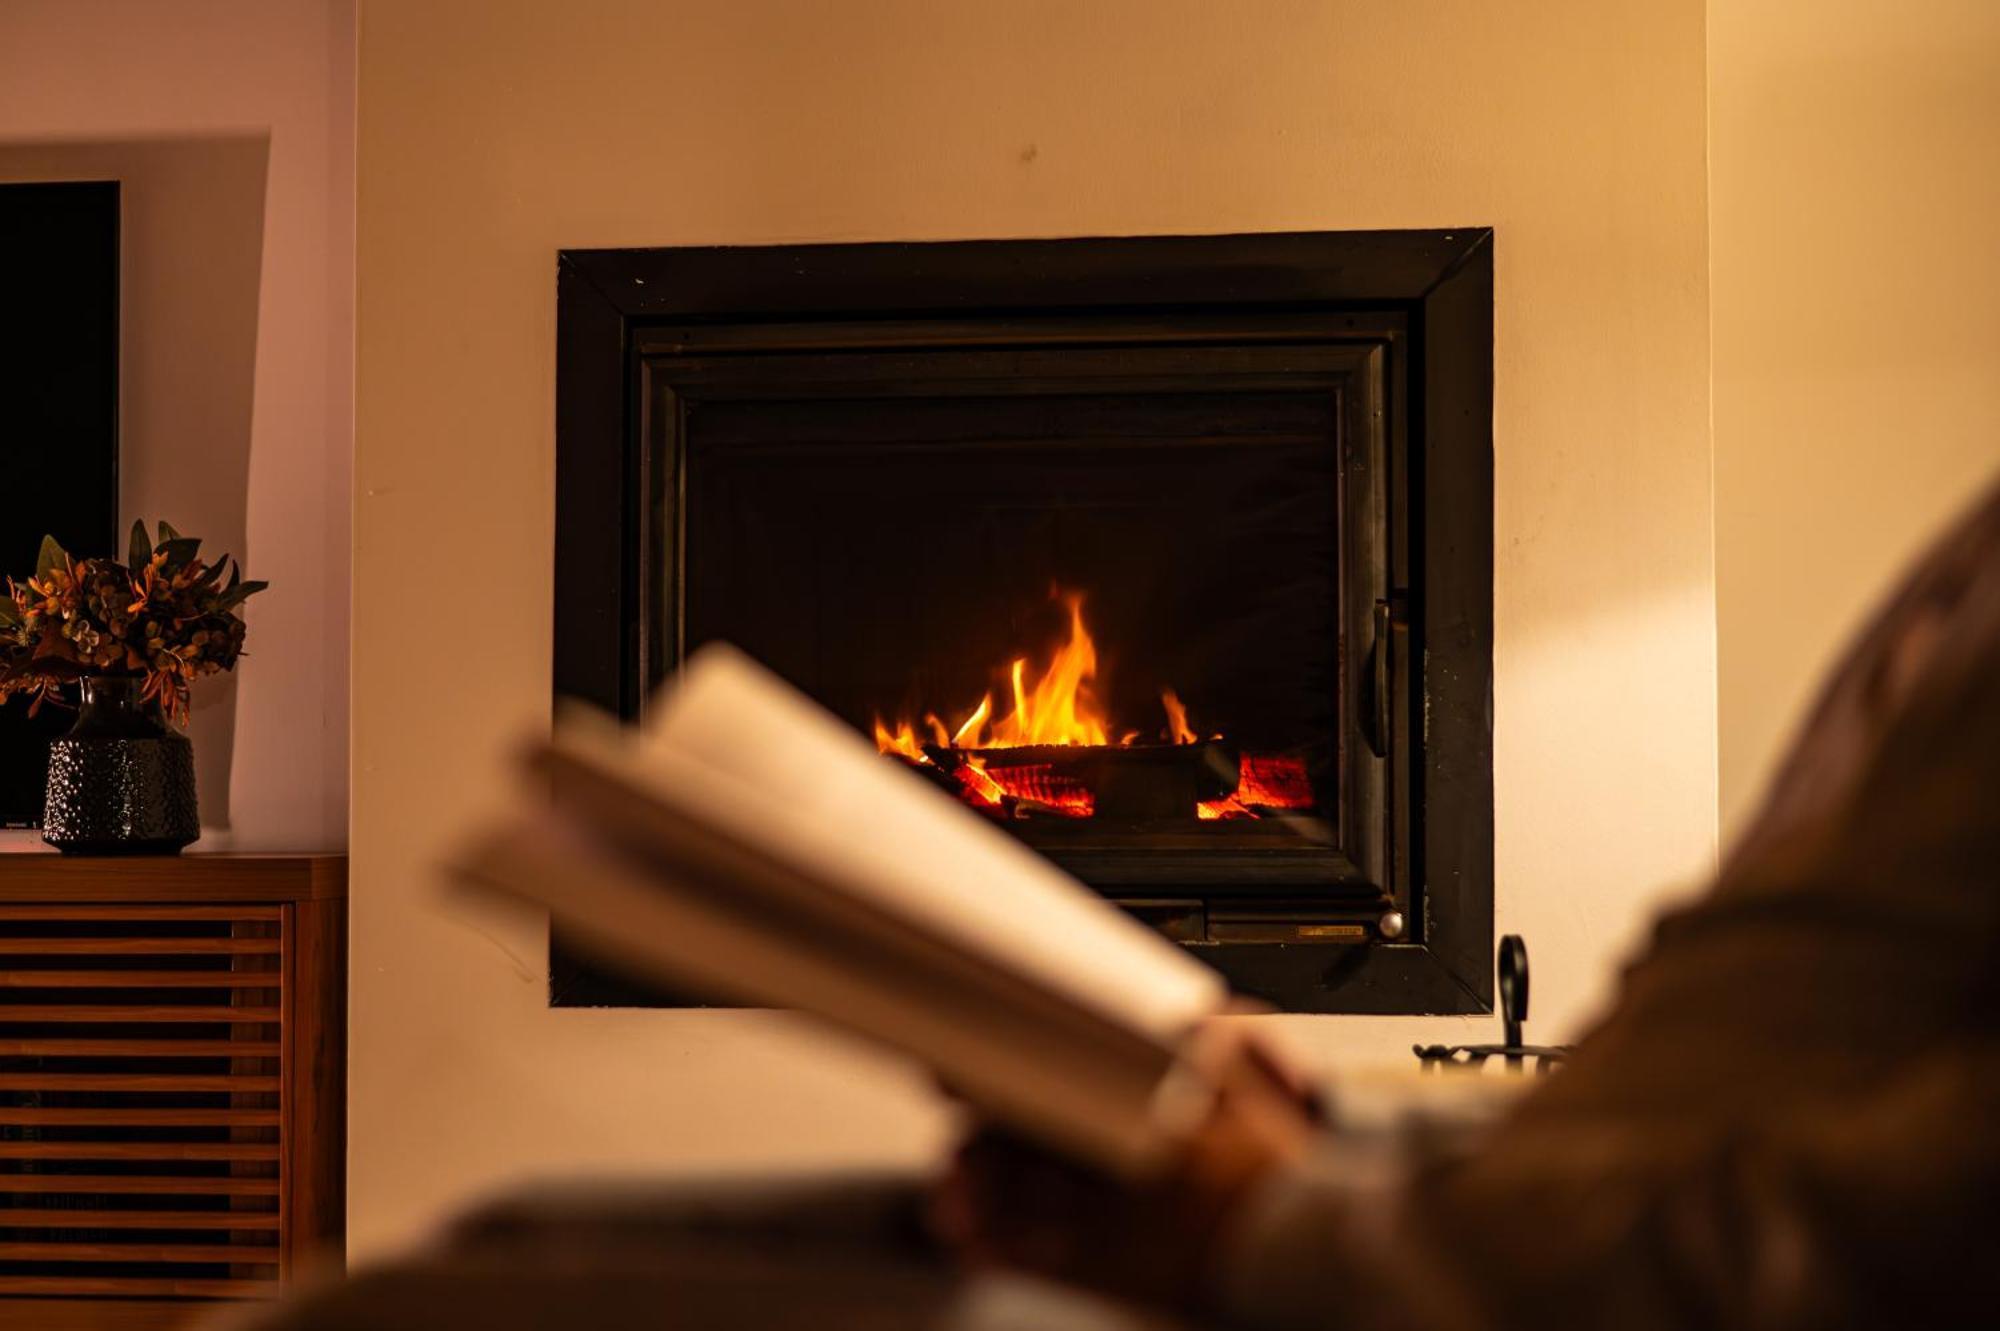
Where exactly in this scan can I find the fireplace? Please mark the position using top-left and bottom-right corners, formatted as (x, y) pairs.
(551, 230), (1493, 1014)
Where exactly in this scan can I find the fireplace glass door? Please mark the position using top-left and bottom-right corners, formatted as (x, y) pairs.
(649, 327), (1394, 904)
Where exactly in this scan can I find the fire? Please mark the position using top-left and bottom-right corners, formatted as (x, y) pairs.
(1195, 756), (1315, 820)
(870, 588), (1315, 821)
(872, 717), (926, 762)
(875, 591), (1118, 819)
(951, 755), (1014, 809)
(1237, 754), (1316, 808)
(945, 593), (1113, 749)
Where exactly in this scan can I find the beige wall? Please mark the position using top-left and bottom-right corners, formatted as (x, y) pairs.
(0, 0), (355, 851)
(1711, 0), (2000, 839)
(352, 0), (1714, 1256)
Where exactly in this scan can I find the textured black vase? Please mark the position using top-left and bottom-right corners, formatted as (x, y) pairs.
(42, 677), (199, 855)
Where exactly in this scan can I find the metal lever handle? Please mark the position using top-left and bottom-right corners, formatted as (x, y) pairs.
(1498, 934), (1529, 1064)
(1365, 599), (1393, 759)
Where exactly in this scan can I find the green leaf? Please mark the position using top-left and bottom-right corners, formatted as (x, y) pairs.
(0, 599), (20, 628)
(34, 535), (67, 581)
(214, 580), (269, 612)
(156, 520), (181, 546)
(158, 538), (202, 573)
(128, 520), (151, 570)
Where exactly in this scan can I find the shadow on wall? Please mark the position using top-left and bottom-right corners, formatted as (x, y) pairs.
(0, 135), (269, 836)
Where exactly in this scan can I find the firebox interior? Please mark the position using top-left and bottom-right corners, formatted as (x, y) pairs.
(668, 337), (1380, 889)
(685, 381), (1342, 831)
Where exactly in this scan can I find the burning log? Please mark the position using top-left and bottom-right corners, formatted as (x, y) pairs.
(870, 588), (1312, 822)
(934, 742), (1241, 822)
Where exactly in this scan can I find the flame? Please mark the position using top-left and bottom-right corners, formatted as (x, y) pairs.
(871, 588), (1313, 821)
(985, 594), (1109, 748)
(888, 592), (1115, 753)
(873, 716), (927, 762)
(872, 591), (1115, 818)
(951, 695), (992, 747)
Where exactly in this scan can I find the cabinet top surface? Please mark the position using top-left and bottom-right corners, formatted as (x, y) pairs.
(0, 852), (347, 902)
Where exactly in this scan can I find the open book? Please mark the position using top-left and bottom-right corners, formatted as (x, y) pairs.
(450, 644), (1232, 1175)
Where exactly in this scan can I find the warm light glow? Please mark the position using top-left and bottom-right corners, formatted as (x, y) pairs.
(975, 760), (1095, 816)
(952, 754), (1011, 808)
(873, 716), (927, 762)
(881, 591), (1183, 755)
(872, 588), (1314, 821)
(980, 594), (1111, 748)
(950, 695), (992, 748)
(1237, 754), (1315, 809)
(1195, 759), (1313, 820)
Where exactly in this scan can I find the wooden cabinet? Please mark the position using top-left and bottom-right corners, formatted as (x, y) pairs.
(0, 854), (345, 1329)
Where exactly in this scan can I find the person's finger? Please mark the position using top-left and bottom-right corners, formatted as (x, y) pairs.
(1234, 1031), (1329, 1121)
(1185, 1014), (1326, 1122)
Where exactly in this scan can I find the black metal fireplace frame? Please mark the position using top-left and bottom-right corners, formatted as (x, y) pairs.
(552, 229), (1494, 1015)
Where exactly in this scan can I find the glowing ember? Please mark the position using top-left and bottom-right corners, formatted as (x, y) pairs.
(871, 590), (1314, 821)
(951, 754), (1013, 809)
(1196, 756), (1314, 820)
(975, 761), (1095, 816)
(1238, 754), (1315, 808)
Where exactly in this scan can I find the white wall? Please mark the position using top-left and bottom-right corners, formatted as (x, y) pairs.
(1711, 0), (2000, 839)
(352, 0), (1715, 1258)
(0, 0), (354, 851)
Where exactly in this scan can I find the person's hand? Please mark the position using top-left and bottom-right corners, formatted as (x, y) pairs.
(930, 1020), (1321, 1316)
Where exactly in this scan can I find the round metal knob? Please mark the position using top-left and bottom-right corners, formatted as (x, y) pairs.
(1377, 909), (1406, 940)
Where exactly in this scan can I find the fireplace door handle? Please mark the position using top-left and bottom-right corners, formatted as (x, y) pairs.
(1365, 599), (1395, 759)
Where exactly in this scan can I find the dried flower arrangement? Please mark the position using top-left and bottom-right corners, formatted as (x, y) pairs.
(0, 522), (268, 724)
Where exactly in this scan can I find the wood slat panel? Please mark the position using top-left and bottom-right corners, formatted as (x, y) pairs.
(0, 1038), (280, 1057)
(0, 906), (283, 922)
(0, 1241), (278, 1263)
(0, 1142), (280, 1162)
(0, 882), (344, 1312)
(0, 1209), (280, 1230)
(0, 1297), (230, 1329)
(0, 940), (280, 956)
(0, 1275), (276, 1298)
(0, 1108), (280, 1128)
(0, 853), (345, 904)
(284, 894), (342, 1264)
(0, 1175), (280, 1197)
(0, 971), (280, 989)
(0, 1006), (279, 1023)
(0, 1073), (279, 1092)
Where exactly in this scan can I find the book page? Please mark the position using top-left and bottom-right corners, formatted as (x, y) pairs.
(532, 737), (1181, 1076)
(628, 644), (1229, 1044)
(454, 823), (1202, 1173)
